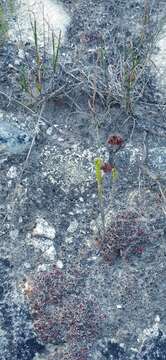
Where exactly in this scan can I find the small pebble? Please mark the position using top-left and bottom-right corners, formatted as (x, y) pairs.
(56, 260), (63, 269)
(18, 49), (24, 59)
(67, 219), (78, 233)
(7, 166), (17, 179)
(10, 229), (19, 240)
(46, 127), (53, 135)
(116, 304), (122, 309)
(155, 315), (160, 322)
(45, 245), (56, 260)
(32, 218), (56, 239)
(65, 236), (73, 244)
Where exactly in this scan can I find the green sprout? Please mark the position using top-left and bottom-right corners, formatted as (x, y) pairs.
(52, 29), (61, 73)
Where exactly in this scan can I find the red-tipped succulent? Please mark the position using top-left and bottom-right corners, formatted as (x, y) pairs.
(107, 133), (124, 151)
(101, 162), (113, 173)
(25, 266), (104, 356)
(96, 210), (150, 264)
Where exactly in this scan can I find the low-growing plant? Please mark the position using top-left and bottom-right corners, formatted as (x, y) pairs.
(96, 209), (150, 264)
(93, 5), (158, 114)
(24, 266), (104, 356)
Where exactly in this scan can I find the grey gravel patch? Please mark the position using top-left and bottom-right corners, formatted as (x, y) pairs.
(0, 120), (31, 155)
(149, 147), (166, 172)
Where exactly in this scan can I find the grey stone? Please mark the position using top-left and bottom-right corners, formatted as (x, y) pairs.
(32, 218), (56, 240)
(0, 121), (31, 155)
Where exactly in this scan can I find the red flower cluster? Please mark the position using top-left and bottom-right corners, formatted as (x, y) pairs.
(107, 134), (124, 146)
(101, 162), (113, 173)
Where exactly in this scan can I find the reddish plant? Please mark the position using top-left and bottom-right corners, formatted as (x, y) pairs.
(107, 133), (124, 147)
(25, 266), (103, 353)
(106, 133), (124, 163)
(96, 210), (150, 263)
(47, 346), (88, 360)
(100, 162), (113, 173)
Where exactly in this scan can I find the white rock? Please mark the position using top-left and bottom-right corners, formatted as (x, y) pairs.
(37, 264), (48, 272)
(116, 304), (122, 309)
(8, 180), (12, 188)
(18, 49), (24, 59)
(65, 236), (73, 244)
(87, 256), (98, 261)
(90, 220), (97, 231)
(45, 245), (56, 260)
(46, 126), (53, 135)
(8, 64), (14, 69)
(155, 315), (160, 323)
(67, 219), (78, 233)
(56, 260), (63, 269)
(30, 238), (53, 251)
(23, 262), (31, 269)
(10, 229), (19, 240)
(32, 218), (56, 239)
(7, 166), (17, 179)
(14, 59), (21, 66)
(130, 348), (139, 353)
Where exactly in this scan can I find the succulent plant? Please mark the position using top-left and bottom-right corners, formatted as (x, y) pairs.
(25, 265), (103, 355)
(96, 209), (150, 264)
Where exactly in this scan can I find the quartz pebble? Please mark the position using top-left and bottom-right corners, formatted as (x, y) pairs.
(67, 219), (78, 233)
(32, 218), (56, 239)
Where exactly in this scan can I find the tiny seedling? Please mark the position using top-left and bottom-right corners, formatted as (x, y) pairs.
(30, 17), (43, 94)
(52, 29), (61, 73)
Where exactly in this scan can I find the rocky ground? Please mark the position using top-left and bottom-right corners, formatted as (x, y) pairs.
(0, 0), (166, 359)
